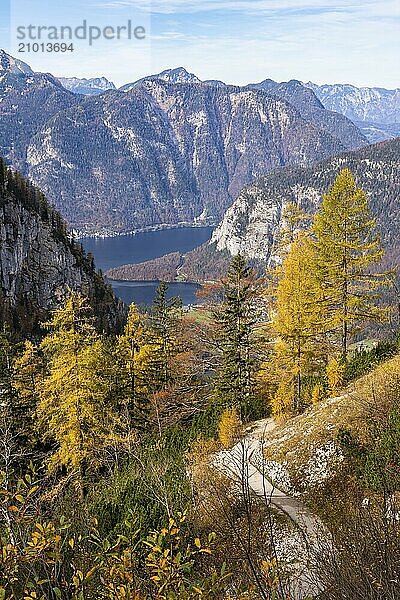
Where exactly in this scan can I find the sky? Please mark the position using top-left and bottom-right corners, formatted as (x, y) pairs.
(1, 0), (399, 88)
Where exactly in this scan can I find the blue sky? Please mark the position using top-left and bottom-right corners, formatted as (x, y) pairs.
(1, 0), (399, 87)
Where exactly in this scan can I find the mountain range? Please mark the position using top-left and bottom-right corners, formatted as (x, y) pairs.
(306, 82), (400, 143)
(119, 68), (400, 144)
(1, 51), (399, 239)
(1, 51), (370, 235)
(45, 67), (400, 148)
(57, 76), (116, 95)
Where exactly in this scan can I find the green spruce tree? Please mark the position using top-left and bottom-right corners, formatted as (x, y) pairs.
(213, 255), (261, 421)
(147, 282), (182, 391)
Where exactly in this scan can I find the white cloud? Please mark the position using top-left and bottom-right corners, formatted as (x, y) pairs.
(8, 0), (398, 87)
(93, 0), (381, 15)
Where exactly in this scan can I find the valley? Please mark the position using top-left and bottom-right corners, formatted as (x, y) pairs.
(81, 226), (213, 305)
(0, 18), (399, 597)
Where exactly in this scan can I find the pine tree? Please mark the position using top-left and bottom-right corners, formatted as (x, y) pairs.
(313, 168), (388, 358)
(0, 157), (7, 191)
(272, 233), (326, 412)
(213, 255), (261, 421)
(37, 292), (119, 495)
(147, 282), (182, 391)
(0, 328), (38, 472)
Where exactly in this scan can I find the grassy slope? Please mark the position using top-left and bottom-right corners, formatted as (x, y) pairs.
(262, 355), (400, 491)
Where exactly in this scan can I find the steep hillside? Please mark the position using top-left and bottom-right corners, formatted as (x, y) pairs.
(0, 159), (125, 336)
(258, 354), (400, 495)
(176, 137), (399, 281)
(0, 50), (78, 172)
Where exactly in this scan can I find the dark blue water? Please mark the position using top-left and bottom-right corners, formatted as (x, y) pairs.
(81, 227), (213, 306)
(109, 280), (203, 307)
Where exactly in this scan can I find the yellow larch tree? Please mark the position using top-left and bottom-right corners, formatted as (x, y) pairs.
(326, 356), (345, 397)
(218, 407), (242, 448)
(37, 292), (120, 496)
(271, 232), (326, 413)
(313, 168), (389, 358)
(115, 303), (154, 431)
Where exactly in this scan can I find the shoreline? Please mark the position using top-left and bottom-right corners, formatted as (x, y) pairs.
(106, 277), (200, 286)
(75, 221), (216, 240)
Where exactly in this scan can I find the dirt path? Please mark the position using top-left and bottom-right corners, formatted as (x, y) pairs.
(213, 418), (323, 598)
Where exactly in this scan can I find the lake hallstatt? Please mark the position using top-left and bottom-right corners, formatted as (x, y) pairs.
(81, 226), (214, 306)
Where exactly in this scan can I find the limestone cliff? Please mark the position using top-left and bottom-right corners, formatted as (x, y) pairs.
(0, 160), (125, 336)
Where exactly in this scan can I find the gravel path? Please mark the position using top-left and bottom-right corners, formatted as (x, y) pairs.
(213, 418), (323, 599)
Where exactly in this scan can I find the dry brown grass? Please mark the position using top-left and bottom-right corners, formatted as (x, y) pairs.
(262, 355), (400, 487)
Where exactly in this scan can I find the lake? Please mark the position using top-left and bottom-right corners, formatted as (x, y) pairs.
(81, 226), (214, 306)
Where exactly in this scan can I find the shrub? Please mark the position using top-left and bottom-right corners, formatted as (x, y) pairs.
(218, 408), (242, 448)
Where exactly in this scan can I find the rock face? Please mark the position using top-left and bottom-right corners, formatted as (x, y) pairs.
(0, 50), (78, 173)
(121, 67), (201, 91)
(0, 163), (125, 336)
(247, 79), (367, 151)
(0, 52), (368, 234)
(306, 82), (400, 142)
(181, 137), (400, 279)
(57, 76), (116, 95)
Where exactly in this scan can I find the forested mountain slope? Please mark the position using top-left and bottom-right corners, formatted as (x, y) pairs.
(179, 137), (400, 281)
(0, 50), (78, 172)
(0, 159), (124, 336)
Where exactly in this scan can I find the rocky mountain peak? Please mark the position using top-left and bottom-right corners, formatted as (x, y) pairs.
(157, 67), (201, 84)
(57, 76), (116, 95)
(120, 66), (201, 91)
(0, 49), (33, 76)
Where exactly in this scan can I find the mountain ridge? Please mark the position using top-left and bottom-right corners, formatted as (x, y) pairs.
(5, 51), (400, 238)
(111, 137), (399, 284)
(57, 75), (116, 95)
(306, 81), (400, 142)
